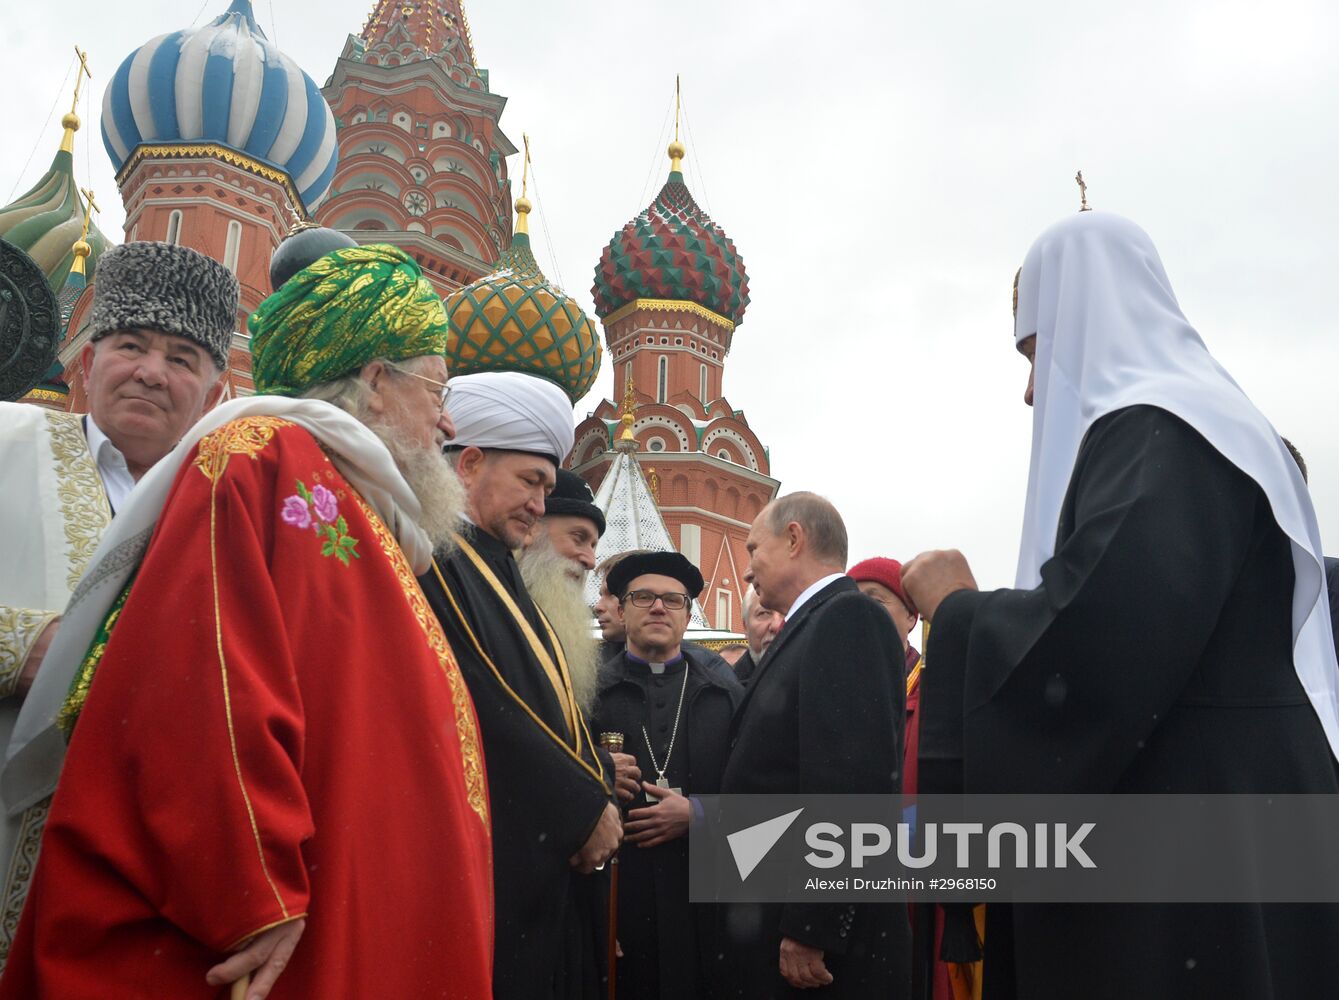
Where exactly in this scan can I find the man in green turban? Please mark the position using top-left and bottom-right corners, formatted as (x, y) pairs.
(2, 243), (494, 1000)
(250, 243), (451, 396)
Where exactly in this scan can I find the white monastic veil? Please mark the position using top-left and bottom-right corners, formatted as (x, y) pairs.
(1012, 210), (1339, 757)
(3, 395), (433, 814)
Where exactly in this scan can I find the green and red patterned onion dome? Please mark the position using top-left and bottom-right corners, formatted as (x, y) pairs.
(445, 197), (602, 404)
(592, 141), (749, 327)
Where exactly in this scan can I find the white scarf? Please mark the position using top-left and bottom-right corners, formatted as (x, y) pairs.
(1013, 211), (1339, 757)
(3, 396), (432, 813)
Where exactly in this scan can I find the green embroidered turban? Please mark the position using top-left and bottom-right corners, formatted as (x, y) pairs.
(249, 244), (450, 397)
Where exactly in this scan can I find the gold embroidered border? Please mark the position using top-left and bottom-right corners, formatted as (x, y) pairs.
(0, 609), (56, 699)
(56, 589), (130, 739)
(351, 494), (489, 829)
(207, 435), (290, 920)
(0, 797), (49, 968)
(193, 417), (292, 484)
(431, 560), (610, 794)
(44, 412), (112, 591)
(453, 534), (581, 744)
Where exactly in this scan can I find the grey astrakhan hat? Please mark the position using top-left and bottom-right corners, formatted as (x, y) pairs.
(88, 241), (239, 369)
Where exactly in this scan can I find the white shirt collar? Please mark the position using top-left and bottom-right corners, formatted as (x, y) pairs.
(785, 572), (846, 621)
(84, 414), (136, 513)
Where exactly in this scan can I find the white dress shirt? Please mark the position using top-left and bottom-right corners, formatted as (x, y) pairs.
(84, 416), (135, 513)
(785, 572), (846, 621)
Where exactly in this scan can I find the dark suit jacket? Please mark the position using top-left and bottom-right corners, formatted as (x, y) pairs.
(712, 576), (911, 998)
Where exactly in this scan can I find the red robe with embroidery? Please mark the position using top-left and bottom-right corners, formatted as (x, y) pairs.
(0, 418), (492, 998)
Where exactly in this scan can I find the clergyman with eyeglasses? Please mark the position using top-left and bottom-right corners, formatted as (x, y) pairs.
(590, 550), (743, 1000)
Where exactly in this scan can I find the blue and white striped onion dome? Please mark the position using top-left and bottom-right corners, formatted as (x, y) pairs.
(101, 0), (338, 211)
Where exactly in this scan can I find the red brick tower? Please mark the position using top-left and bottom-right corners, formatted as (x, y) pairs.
(316, 0), (516, 295)
(571, 104), (779, 632)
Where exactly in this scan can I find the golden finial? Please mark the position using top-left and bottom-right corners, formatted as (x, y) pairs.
(515, 132), (532, 236)
(667, 75), (685, 174)
(60, 46), (92, 154)
(1076, 170), (1091, 212)
(617, 377), (637, 447)
(70, 187), (99, 277)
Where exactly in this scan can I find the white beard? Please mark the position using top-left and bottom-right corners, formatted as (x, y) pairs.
(364, 419), (467, 554)
(518, 534), (601, 717)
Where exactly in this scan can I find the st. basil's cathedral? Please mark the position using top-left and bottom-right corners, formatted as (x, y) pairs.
(0, 0), (779, 635)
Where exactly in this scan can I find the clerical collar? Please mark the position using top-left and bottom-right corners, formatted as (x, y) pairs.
(625, 650), (685, 676)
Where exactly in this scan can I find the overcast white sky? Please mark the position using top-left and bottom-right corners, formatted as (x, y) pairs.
(5, 0), (1338, 588)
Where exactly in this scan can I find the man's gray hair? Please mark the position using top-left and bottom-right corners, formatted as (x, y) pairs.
(766, 491), (848, 567)
(301, 355), (434, 417)
(743, 584), (758, 617)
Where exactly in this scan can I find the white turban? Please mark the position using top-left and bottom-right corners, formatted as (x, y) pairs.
(446, 371), (575, 465)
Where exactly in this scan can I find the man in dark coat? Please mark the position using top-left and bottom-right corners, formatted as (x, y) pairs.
(418, 371), (621, 1000)
(713, 492), (911, 999)
(592, 551), (742, 999)
(904, 211), (1339, 999)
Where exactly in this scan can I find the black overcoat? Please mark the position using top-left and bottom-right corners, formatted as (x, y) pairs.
(920, 405), (1339, 999)
(711, 576), (912, 998)
(419, 526), (612, 1000)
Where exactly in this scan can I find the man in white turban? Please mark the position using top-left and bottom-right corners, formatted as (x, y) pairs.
(444, 370), (575, 469)
(902, 211), (1339, 999)
(418, 371), (620, 1000)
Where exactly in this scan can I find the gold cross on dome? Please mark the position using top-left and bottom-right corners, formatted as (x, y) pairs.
(1076, 171), (1091, 212)
(79, 187), (100, 240)
(70, 45), (92, 115)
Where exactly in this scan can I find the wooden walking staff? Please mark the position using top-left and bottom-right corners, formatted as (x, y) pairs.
(599, 731), (625, 1000)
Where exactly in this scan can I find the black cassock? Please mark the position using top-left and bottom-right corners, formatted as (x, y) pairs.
(419, 525), (612, 1000)
(591, 645), (742, 1000)
(921, 405), (1339, 999)
(713, 576), (912, 999)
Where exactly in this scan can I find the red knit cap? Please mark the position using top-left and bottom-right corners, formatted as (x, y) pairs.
(847, 557), (917, 617)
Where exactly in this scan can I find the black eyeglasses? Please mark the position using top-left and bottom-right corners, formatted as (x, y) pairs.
(623, 589), (690, 611)
(385, 362), (451, 408)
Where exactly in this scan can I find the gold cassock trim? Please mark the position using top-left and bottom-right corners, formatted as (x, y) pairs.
(432, 549), (609, 793)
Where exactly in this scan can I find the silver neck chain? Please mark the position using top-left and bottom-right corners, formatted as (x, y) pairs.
(641, 664), (690, 782)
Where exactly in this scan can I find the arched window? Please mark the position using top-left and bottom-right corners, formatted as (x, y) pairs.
(657, 356), (668, 403)
(716, 589), (732, 631)
(223, 220), (242, 273)
(166, 210), (183, 245)
(699, 363), (708, 401)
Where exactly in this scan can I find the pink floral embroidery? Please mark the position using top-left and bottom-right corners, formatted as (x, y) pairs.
(280, 478), (360, 566)
(281, 495), (312, 530)
(311, 484), (338, 523)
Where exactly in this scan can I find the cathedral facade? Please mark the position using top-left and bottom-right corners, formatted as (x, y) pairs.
(1, 0), (777, 631)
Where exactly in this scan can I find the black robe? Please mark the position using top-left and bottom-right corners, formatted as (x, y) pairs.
(591, 645), (742, 999)
(419, 525), (612, 1000)
(713, 576), (912, 999)
(920, 405), (1339, 999)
